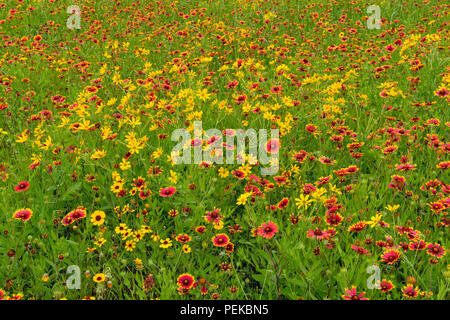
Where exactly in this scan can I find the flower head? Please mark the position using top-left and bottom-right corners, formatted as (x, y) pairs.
(342, 286), (368, 300)
(177, 273), (195, 290)
(93, 273), (106, 283)
(160, 186), (176, 197)
(14, 181), (30, 192)
(266, 139), (280, 154)
(212, 233), (230, 247)
(90, 210), (105, 226)
(13, 208), (33, 221)
(257, 221), (279, 239)
(402, 284), (420, 298)
(381, 249), (401, 264)
(377, 279), (395, 293)
(426, 243), (445, 258)
(159, 238), (173, 249)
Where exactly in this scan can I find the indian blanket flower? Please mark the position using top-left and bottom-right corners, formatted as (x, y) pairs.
(204, 208), (223, 223)
(231, 169), (245, 179)
(193, 278), (212, 295)
(225, 242), (235, 253)
(306, 228), (330, 240)
(388, 175), (406, 191)
(175, 234), (191, 244)
(347, 221), (367, 232)
(159, 186), (176, 197)
(168, 209), (179, 217)
(177, 273), (195, 290)
(426, 243), (445, 258)
(351, 244), (371, 255)
(325, 213), (343, 226)
(401, 284), (420, 299)
(212, 233), (230, 247)
(195, 226), (207, 234)
(8, 293), (23, 300)
(13, 208), (33, 221)
(143, 274), (154, 292)
(62, 206), (87, 226)
(381, 249), (401, 264)
(277, 197), (289, 209)
(436, 161), (450, 169)
(257, 221), (279, 239)
(409, 240), (427, 251)
(14, 181), (30, 192)
(377, 279), (395, 293)
(266, 139), (280, 154)
(342, 286), (368, 300)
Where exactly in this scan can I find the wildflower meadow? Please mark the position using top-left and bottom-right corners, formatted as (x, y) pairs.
(0, 0), (448, 301)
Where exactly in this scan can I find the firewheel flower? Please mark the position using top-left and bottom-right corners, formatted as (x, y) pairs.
(426, 243), (446, 258)
(212, 234), (230, 247)
(277, 197), (289, 209)
(13, 208), (33, 221)
(61, 206), (87, 226)
(266, 139), (280, 154)
(351, 244), (371, 255)
(193, 278), (212, 295)
(204, 208), (223, 224)
(342, 286), (368, 300)
(160, 186), (176, 197)
(401, 284), (420, 298)
(306, 228), (329, 240)
(257, 221), (279, 239)
(377, 279), (395, 293)
(177, 273), (195, 290)
(381, 249), (401, 264)
(347, 221), (367, 232)
(14, 181), (30, 192)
